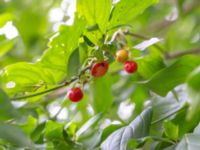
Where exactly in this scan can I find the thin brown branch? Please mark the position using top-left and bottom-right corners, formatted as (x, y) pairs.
(10, 78), (78, 100)
(10, 65), (92, 100)
(124, 30), (165, 52)
(124, 30), (148, 40)
(165, 48), (200, 59)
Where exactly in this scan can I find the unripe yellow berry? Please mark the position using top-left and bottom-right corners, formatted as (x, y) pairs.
(115, 49), (129, 63)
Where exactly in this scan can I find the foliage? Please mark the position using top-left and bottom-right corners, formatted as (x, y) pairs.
(0, 0), (200, 149)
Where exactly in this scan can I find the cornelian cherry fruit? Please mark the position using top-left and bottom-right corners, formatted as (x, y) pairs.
(91, 61), (109, 77)
(116, 49), (129, 63)
(124, 60), (138, 73)
(67, 87), (83, 102)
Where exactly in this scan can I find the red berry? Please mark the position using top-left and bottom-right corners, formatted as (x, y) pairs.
(91, 61), (109, 77)
(67, 87), (83, 102)
(124, 60), (138, 73)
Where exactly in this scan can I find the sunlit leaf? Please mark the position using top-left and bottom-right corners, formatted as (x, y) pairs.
(109, 0), (159, 29)
(0, 13), (13, 28)
(164, 121), (179, 141)
(90, 74), (113, 113)
(77, 0), (112, 32)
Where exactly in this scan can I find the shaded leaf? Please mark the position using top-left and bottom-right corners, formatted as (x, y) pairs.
(67, 48), (81, 77)
(101, 107), (152, 150)
(186, 66), (200, 119)
(0, 38), (15, 57)
(137, 55), (165, 79)
(151, 94), (184, 125)
(193, 122), (200, 134)
(0, 88), (19, 120)
(175, 134), (200, 150)
(31, 122), (46, 142)
(100, 124), (123, 142)
(0, 122), (32, 147)
(146, 55), (200, 96)
(175, 121), (200, 150)
(76, 113), (103, 138)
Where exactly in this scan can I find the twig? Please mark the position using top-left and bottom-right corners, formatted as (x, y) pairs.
(165, 48), (200, 59)
(10, 78), (78, 100)
(10, 65), (92, 100)
(124, 30), (200, 59)
(123, 30), (165, 52)
(124, 30), (148, 40)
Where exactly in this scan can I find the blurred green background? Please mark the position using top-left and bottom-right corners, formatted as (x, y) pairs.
(0, 0), (200, 149)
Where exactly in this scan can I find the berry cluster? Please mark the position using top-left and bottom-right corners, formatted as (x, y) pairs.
(116, 49), (138, 74)
(67, 48), (138, 102)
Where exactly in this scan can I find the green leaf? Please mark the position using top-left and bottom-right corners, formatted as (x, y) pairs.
(79, 42), (88, 64)
(187, 66), (200, 91)
(0, 122), (32, 147)
(146, 55), (200, 96)
(13, 2), (49, 49)
(44, 120), (64, 141)
(0, 13), (13, 28)
(66, 121), (77, 138)
(127, 136), (174, 149)
(193, 122), (200, 134)
(19, 116), (37, 135)
(100, 124), (123, 142)
(137, 55), (165, 79)
(67, 48), (81, 77)
(1, 17), (86, 96)
(186, 66), (200, 119)
(1, 62), (56, 95)
(0, 88), (19, 120)
(76, 113), (103, 138)
(0, 38), (15, 57)
(31, 122), (46, 142)
(151, 95), (183, 125)
(164, 121), (179, 140)
(90, 74), (113, 113)
(163, 145), (177, 150)
(101, 107), (152, 150)
(84, 30), (103, 45)
(43, 15), (86, 76)
(109, 0), (159, 29)
(77, 0), (112, 32)
(175, 121), (200, 150)
(175, 134), (200, 150)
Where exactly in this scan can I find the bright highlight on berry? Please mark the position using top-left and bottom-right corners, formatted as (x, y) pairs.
(67, 87), (83, 102)
(91, 61), (109, 77)
(124, 60), (138, 73)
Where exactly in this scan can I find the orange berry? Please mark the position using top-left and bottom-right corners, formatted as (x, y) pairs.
(116, 49), (129, 63)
